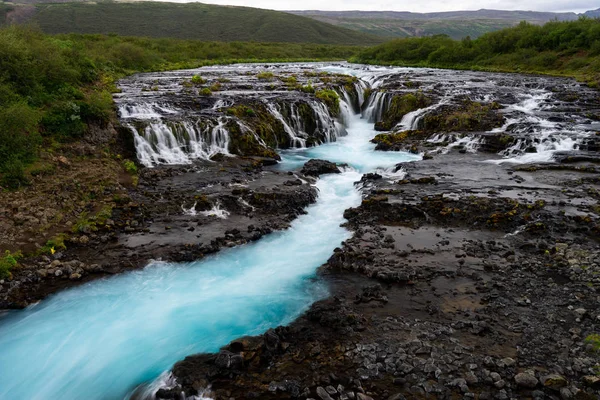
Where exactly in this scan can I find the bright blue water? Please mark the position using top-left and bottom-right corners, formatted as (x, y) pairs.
(0, 107), (419, 400)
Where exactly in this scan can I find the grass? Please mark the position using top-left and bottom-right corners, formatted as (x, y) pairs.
(4, 1), (383, 45)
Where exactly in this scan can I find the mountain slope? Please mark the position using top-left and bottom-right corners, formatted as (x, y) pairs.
(585, 8), (600, 17)
(290, 9), (581, 39)
(1, 2), (384, 45)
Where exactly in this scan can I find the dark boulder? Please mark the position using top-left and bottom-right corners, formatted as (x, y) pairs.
(301, 159), (342, 177)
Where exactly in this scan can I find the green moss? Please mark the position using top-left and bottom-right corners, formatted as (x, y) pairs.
(191, 75), (206, 85)
(421, 100), (504, 132)
(315, 89), (340, 116)
(376, 92), (431, 131)
(257, 72), (275, 81)
(371, 130), (430, 151)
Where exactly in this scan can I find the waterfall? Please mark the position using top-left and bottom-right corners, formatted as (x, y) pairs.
(265, 103), (307, 148)
(128, 119), (231, 167)
(396, 98), (450, 131)
(362, 91), (392, 123)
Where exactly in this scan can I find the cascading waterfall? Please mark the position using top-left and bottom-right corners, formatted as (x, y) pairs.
(395, 98), (450, 131)
(362, 91), (392, 123)
(128, 118), (231, 167)
(119, 103), (179, 120)
(487, 91), (595, 163)
(265, 103), (307, 148)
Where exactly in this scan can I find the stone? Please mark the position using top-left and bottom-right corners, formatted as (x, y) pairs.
(560, 387), (573, 399)
(515, 372), (539, 388)
(541, 374), (568, 390)
(574, 308), (587, 317)
(325, 386), (337, 395)
(316, 387), (333, 400)
(69, 273), (82, 280)
(54, 269), (63, 277)
(582, 375), (600, 388)
(357, 394), (374, 400)
(501, 357), (516, 367)
(301, 159), (341, 177)
(465, 371), (479, 385)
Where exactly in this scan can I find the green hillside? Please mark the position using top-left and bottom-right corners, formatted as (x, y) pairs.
(313, 17), (517, 39)
(0, 1), (384, 45)
(290, 9), (580, 40)
(354, 18), (600, 87)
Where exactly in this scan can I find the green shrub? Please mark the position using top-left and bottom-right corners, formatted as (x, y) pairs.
(123, 159), (138, 174)
(199, 87), (212, 96)
(0, 157), (28, 189)
(257, 71), (275, 80)
(0, 250), (22, 279)
(191, 75), (206, 84)
(41, 101), (87, 140)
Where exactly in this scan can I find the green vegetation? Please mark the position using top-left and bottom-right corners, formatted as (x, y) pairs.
(420, 100), (504, 132)
(292, 9), (581, 39)
(257, 72), (275, 80)
(4, 1), (383, 45)
(0, 250), (21, 279)
(354, 18), (600, 87)
(586, 334), (600, 352)
(315, 89), (340, 115)
(123, 159), (137, 174)
(0, 25), (361, 188)
(190, 75), (206, 85)
(301, 17), (517, 40)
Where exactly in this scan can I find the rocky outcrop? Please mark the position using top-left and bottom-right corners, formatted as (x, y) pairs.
(301, 159), (342, 177)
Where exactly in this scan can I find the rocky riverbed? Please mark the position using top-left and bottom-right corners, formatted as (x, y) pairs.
(162, 148), (600, 400)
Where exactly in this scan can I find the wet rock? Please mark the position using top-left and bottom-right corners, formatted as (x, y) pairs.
(301, 159), (341, 177)
(69, 273), (82, 280)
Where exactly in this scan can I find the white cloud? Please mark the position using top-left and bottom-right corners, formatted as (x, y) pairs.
(167, 0), (596, 13)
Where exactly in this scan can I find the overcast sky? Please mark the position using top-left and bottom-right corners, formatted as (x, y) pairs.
(169, 0), (596, 13)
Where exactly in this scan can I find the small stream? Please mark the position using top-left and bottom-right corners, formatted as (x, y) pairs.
(0, 62), (597, 399)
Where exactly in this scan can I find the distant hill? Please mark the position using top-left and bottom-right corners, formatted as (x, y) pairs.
(0, 1), (384, 45)
(585, 8), (600, 17)
(289, 9), (582, 39)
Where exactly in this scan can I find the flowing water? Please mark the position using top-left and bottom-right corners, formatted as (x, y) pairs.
(0, 62), (597, 399)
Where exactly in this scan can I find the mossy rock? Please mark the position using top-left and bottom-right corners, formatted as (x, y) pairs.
(420, 99), (504, 133)
(377, 92), (432, 131)
(371, 130), (430, 151)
